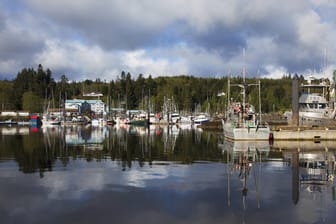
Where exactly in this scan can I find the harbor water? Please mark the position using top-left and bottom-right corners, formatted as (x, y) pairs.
(0, 125), (335, 224)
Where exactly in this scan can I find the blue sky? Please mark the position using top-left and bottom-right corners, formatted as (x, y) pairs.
(0, 0), (335, 81)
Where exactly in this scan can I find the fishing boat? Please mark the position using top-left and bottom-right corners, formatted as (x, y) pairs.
(283, 76), (336, 122)
(298, 76), (336, 120)
(222, 77), (270, 141)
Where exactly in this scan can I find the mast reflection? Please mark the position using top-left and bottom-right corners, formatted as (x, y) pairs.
(219, 140), (270, 209)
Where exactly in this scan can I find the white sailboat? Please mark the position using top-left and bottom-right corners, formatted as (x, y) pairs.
(42, 101), (61, 126)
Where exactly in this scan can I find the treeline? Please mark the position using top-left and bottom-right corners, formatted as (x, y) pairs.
(0, 64), (309, 114)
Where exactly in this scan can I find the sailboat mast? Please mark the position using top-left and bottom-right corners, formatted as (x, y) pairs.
(242, 85), (246, 128)
(258, 79), (262, 123)
(243, 48), (246, 83)
(242, 48), (246, 128)
(227, 78), (230, 120)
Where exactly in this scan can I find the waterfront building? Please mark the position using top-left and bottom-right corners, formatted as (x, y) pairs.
(65, 99), (107, 115)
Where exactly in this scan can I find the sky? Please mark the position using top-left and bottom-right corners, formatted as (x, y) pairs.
(0, 0), (336, 81)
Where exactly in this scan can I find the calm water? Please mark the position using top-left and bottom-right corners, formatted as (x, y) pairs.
(0, 125), (335, 224)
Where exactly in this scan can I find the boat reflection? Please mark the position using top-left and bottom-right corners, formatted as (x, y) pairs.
(273, 141), (335, 183)
(218, 139), (336, 223)
(37, 124), (211, 162)
(0, 126), (30, 135)
(272, 140), (336, 208)
(219, 140), (270, 209)
(110, 124), (203, 154)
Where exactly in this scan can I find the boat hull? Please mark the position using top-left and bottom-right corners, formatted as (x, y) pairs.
(193, 118), (209, 124)
(42, 120), (61, 126)
(299, 111), (329, 120)
(222, 120), (270, 141)
(128, 119), (149, 126)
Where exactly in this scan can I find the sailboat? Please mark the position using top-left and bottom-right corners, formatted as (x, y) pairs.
(42, 113), (61, 126)
(41, 101), (61, 126)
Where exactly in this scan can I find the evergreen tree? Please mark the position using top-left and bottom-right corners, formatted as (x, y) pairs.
(22, 91), (43, 113)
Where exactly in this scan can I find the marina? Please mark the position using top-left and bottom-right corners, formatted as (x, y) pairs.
(0, 125), (335, 224)
(1, 1), (336, 223)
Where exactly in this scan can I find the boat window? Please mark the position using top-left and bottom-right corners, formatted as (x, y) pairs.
(306, 161), (326, 169)
(309, 103), (317, 109)
(299, 161), (307, 168)
(317, 161), (326, 168)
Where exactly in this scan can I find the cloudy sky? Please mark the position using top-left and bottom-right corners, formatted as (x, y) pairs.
(0, 0), (335, 81)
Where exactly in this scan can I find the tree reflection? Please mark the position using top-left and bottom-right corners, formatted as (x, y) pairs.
(0, 125), (225, 176)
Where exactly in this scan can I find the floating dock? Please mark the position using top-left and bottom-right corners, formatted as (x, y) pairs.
(271, 125), (336, 141)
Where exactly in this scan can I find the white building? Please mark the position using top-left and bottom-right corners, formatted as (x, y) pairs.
(65, 99), (107, 115)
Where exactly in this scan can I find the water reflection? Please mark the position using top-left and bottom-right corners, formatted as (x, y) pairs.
(272, 141), (336, 202)
(217, 139), (336, 223)
(272, 140), (336, 223)
(219, 140), (270, 211)
(0, 125), (222, 176)
(0, 126), (336, 223)
(64, 125), (108, 150)
(0, 126), (30, 135)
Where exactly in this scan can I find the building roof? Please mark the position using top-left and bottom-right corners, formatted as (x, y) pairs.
(65, 99), (104, 104)
(83, 92), (103, 97)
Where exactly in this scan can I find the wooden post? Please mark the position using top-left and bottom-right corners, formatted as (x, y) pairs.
(292, 74), (299, 126)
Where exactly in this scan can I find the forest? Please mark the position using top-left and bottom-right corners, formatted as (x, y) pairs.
(0, 64), (326, 115)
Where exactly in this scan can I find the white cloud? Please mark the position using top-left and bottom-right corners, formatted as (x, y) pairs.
(0, 0), (335, 80)
(35, 40), (122, 80)
(0, 60), (21, 78)
(122, 50), (177, 76)
(262, 65), (288, 79)
(310, 0), (336, 7)
(297, 10), (327, 47)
